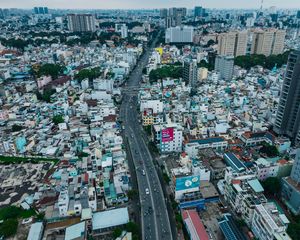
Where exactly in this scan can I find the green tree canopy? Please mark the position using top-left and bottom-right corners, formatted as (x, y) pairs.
(149, 65), (183, 83)
(234, 51), (290, 70)
(0, 219), (18, 238)
(75, 67), (102, 81)
(261, 177), (281, 196)
(37, 63), (65, 79)
(52, 115), (64, 125)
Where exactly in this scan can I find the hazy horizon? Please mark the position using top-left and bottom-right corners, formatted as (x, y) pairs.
(0, 0), (299, 10)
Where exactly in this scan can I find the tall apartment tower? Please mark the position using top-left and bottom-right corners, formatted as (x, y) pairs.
(251, 29), (286, 56)
(215, 56), (234, 81)
(217, 31), (248, 57)
(165, 8), (186, 28)
(67, 14), (96, 32)
(183, 59), (198, 88)
(274, 50), (300, 145)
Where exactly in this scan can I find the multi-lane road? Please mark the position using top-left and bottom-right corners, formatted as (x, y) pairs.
(119, 33), (173, 240)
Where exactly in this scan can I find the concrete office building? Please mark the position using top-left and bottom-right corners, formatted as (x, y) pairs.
(251, 29), (286, 56)
(165, 7), (186, 28)
(67, 14), (96, 32)
(274, 50), (300, 145)
(183, 59), (198, 87)
(165, 26), (194, 43)
(160, 8), (168, 18)
(282, 149), (300, 215)
(215, 55), (234, 81)
(34, 7), (48, 14)
(115, 24), (128, 38)
(218, 31), (248, 57)
(194, 6), (206, 17)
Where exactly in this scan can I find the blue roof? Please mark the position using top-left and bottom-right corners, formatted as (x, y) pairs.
(247, 179), (264, 193)
(224, 153), (246, 172)
(190, 137), (224, 145)
(65, 222), (85, 240)
(218, 214), (247, 240)
(92, 207), (129, 230)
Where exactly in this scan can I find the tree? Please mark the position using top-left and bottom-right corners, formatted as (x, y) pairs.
(260, 143), (279, 157)
(112, 228), (122, 238)
(0, 219), (18, 238)
(36, 89), (56, 103)
(11, 124), (23, 132)
(287, 222), (300, 240)
(36, 63), (65, 79)
(75, 67), (102, 81)
(125, 222), (139, 235)
(127, 189), (138, 200)
(149, 66), (183, 83)
(261, 177), (281, 196)
(144, 125), (152, 135)
(52, 115), (64, 125)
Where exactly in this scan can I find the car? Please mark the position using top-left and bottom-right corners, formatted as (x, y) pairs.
(22, 217), (33, 225)
(142, 169), (145, 176)
(145, 188), (150, 195)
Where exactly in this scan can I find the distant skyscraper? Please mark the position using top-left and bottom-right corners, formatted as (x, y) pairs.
(183, 59), (198, 88)
(165, 26), (194, 43)
(297, 10), (300, 19)
(67, 14), (96, 32)
(251, 29), (286, 56)
(217, 31), (248, 57)
(194, 6), (205, 17)
(33, 7), (49, 15)
(165, 7), (186, 28)
(34, 7), (39, 14)
(160, 8), (168, 18)
(274, 50), (300, 145)
(215, 56), (234, 81)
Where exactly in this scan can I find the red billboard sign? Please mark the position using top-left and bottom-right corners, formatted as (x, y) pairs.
(161, 128), (174, 142)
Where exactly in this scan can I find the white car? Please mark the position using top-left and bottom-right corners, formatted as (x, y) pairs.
(142, 170), (145, 176)
(145, 188), (150, 195)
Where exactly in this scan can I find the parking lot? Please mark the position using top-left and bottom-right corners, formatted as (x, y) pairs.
(199, 202), (225, 240)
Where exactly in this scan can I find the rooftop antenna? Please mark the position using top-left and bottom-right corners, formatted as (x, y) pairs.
(260, 0), (264, 11)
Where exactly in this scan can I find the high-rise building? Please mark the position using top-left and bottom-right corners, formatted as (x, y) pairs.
(217, 31), (248, 57)
(194, 6), (205, 17)
(251, 29), (286, 56)
(165, 7), (186, 28)
(297, 10), (300, 19)
(183, 59), (198, 87)
(274, 50), (300, 145)
(33, 7), (48, 14)
(67, 14), (96, 32)
(165, 26), (194, 43)
(160, 8), (168, 18)
(215, 55), (234, 81)
(120, 25), (128, 38)
(281, 149), (300, 215)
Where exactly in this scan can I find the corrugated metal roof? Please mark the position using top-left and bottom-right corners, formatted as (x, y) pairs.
(92, 207), (129, 230)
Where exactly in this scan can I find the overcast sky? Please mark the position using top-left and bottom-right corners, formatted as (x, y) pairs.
(1, 0), (299, 9)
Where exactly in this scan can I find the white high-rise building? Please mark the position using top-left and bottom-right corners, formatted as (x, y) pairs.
(67, 14), (96, 32)
(153, 124), (183, 153)
(165, 26), (194, 43)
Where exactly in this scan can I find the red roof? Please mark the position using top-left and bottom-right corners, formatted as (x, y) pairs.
(182, 210), (209, 240)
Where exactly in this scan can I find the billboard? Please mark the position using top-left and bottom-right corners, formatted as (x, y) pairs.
(161, 128), (174, 142)
(175, 175), (200, 191)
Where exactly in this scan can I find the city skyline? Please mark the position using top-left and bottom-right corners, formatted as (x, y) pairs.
(1, 0), (300, 9)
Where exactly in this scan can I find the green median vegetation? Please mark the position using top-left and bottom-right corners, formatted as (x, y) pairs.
(0, 155), (59, 164)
